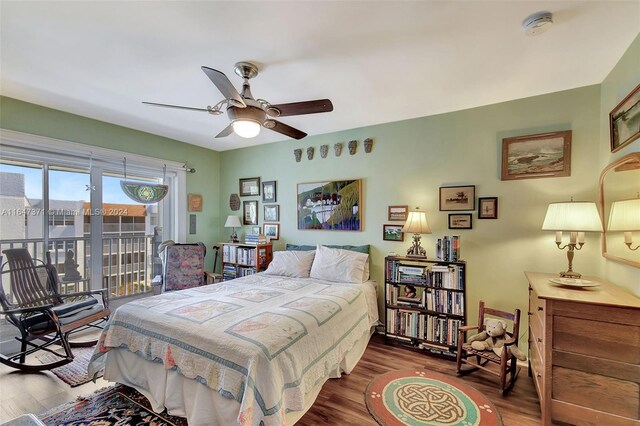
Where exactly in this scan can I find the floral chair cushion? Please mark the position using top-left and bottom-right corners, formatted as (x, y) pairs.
(162, 244), (205, 291)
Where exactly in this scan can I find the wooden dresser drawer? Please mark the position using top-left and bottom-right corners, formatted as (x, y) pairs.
(525, 271), (640, 426)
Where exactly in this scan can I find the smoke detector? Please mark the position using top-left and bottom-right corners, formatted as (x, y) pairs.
(523, 11), (553, 36)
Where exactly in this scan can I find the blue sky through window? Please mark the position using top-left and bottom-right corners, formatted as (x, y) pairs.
(0, 164), (158, 204)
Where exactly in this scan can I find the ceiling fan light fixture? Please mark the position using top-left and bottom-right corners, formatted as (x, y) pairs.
(232, 119), (261, 138)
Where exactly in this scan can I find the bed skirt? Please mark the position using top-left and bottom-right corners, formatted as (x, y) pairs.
(103, 326), (374, 426)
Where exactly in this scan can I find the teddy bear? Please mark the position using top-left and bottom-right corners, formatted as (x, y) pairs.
(466, 318), (527, 361)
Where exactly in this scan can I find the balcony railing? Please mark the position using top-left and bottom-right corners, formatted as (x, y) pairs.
(0, 235), (157, 302)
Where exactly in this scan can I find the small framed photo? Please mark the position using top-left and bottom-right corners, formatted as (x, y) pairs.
(263, 223), (280, 240)
(610, 83), (640, 153)
(262, 180), (277, 203)
(439, 186), (475, 211)
(264, 204), (279, 222)
(449, 213), (472, 229)
(239, 177), (261, 197)
(388, 205), (408, 221)
(478, 197), (498, 219)
(187, 193), (202, 212)
(383, 224), (404, 241)
(501, 131), (571, 180)
(243, 200), (258, 225)
(251, 226), (261, 235)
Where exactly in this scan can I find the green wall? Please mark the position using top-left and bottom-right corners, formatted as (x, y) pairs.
(219, 84), (603, 345)
(598, 33), (640, 294)
(0, 96), (222, 269)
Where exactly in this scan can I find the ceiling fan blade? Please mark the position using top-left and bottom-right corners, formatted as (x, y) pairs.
(215, 123), (234, 138)
(142, 101), (209, 112)
(267, 99), (333, 117)
(266, 120), (307, 140)
(201, 66), (246, 107)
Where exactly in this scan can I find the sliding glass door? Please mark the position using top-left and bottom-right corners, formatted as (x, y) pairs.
(0, 158), (175, 299)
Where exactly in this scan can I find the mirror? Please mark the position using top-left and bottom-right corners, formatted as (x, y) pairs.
(599, 152), (640, 267)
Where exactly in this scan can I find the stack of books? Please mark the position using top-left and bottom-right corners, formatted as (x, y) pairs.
(435, 236), (460, 261)
(244, 234), (267, 245)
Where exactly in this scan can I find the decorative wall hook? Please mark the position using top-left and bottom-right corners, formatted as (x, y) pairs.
(334, 143), (343, 157)
(294, 148), (302, 162)
(307, 147), (315, 160)
(320, 145), (329, 158)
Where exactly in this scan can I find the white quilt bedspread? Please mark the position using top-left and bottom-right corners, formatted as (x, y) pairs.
(89, 274), (376, 426)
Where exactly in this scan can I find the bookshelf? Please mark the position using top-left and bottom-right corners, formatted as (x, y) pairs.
(384, 256), (466, 358)
(221, 242), (273, 280)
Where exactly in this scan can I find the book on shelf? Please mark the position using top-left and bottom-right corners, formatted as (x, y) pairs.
(244, 234), (268, 245)
(435, 235), (460, 262)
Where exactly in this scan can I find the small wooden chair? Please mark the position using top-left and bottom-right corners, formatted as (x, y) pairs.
(456, 301), (521, 395)
(0, 249), (110, 372)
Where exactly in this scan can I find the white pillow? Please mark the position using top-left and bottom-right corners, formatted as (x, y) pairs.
(309, 245), (369, 283)
(264, 250), (316, 278)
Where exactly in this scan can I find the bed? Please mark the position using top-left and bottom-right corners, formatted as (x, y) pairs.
(89, 246), (379, 426)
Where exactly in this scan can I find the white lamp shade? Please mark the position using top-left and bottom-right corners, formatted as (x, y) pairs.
(402, 211), (432, 234)
(224, 215), (242, 228)
(232, 120), (261, 138)
(542, 201), (603, 232)
(608, 199), (640, 231)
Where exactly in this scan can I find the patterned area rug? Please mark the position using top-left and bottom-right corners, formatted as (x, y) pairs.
(40, 384), (188, 425)
(365, 370), (503, 426)
(35, 347), (101, 387)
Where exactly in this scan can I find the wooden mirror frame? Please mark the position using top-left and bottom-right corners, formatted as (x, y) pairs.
(599, 152), (640, 267)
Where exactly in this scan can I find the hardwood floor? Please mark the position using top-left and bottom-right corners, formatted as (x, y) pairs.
(298, 335), (541, 425)
(0, 334), (541, 425)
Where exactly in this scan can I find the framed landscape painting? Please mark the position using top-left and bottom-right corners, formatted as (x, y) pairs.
(383, 224), (404, 241)
(297, 179), (362, 231)
(449, 213), (472, 229)
(501, 131), (571, 180)
(264, 223), (279, 240)
(439, 185), (475, 211)
(610, 83), (640, 153)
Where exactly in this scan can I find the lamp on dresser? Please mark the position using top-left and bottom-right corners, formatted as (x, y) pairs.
(402, 207), (432, 258)
(607, 197), (640, 251)
(541, 200), (603, 278)
(224, 215), (242, 243)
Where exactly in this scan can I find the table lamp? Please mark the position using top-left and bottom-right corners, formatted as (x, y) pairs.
(607, 198), (640, 251)
(542, 200), (603, 278)
(224, 215), (241, 243)
(402, 207), (432, 258)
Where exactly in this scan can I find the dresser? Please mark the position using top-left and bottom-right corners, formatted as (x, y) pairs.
(526, 272), (640, 426)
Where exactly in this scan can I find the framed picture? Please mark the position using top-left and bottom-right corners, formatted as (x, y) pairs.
(243, 200), (258, 225)
(263, 223), (280, 240)
(187, 193), (202, 212)
(296, 179), (362, 231)
(501, 130), (571, 180)
(439, 185), (475, 211)
(449, 213), (472, 229)
(251, 226), (261, 235)
(264, 204), (279, 222)
(388, 205), (408, 221)
(478, 197), (498, 219)
(262, 180), (277, 203)
(610, 83), (640, 153)
(239, 177), (261, 197)
(383, 224), (404, 241)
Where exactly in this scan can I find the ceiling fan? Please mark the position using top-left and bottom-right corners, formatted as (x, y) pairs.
(143, 62), (333, 140)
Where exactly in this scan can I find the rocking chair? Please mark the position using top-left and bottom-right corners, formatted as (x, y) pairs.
(0, 248), (110, 372)
(455, 301), (522, 395)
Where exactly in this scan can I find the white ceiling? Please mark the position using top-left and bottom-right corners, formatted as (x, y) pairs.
(1, 1), (638, 152)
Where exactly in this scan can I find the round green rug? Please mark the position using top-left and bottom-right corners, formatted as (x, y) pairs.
(365, 370), (503, 426)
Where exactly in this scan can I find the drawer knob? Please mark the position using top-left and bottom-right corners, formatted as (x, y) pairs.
(537, 306), (544, 311)
(537, 338), (542, 343)
(527, 311), (532, 316)
(537, 373), (542, 378)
